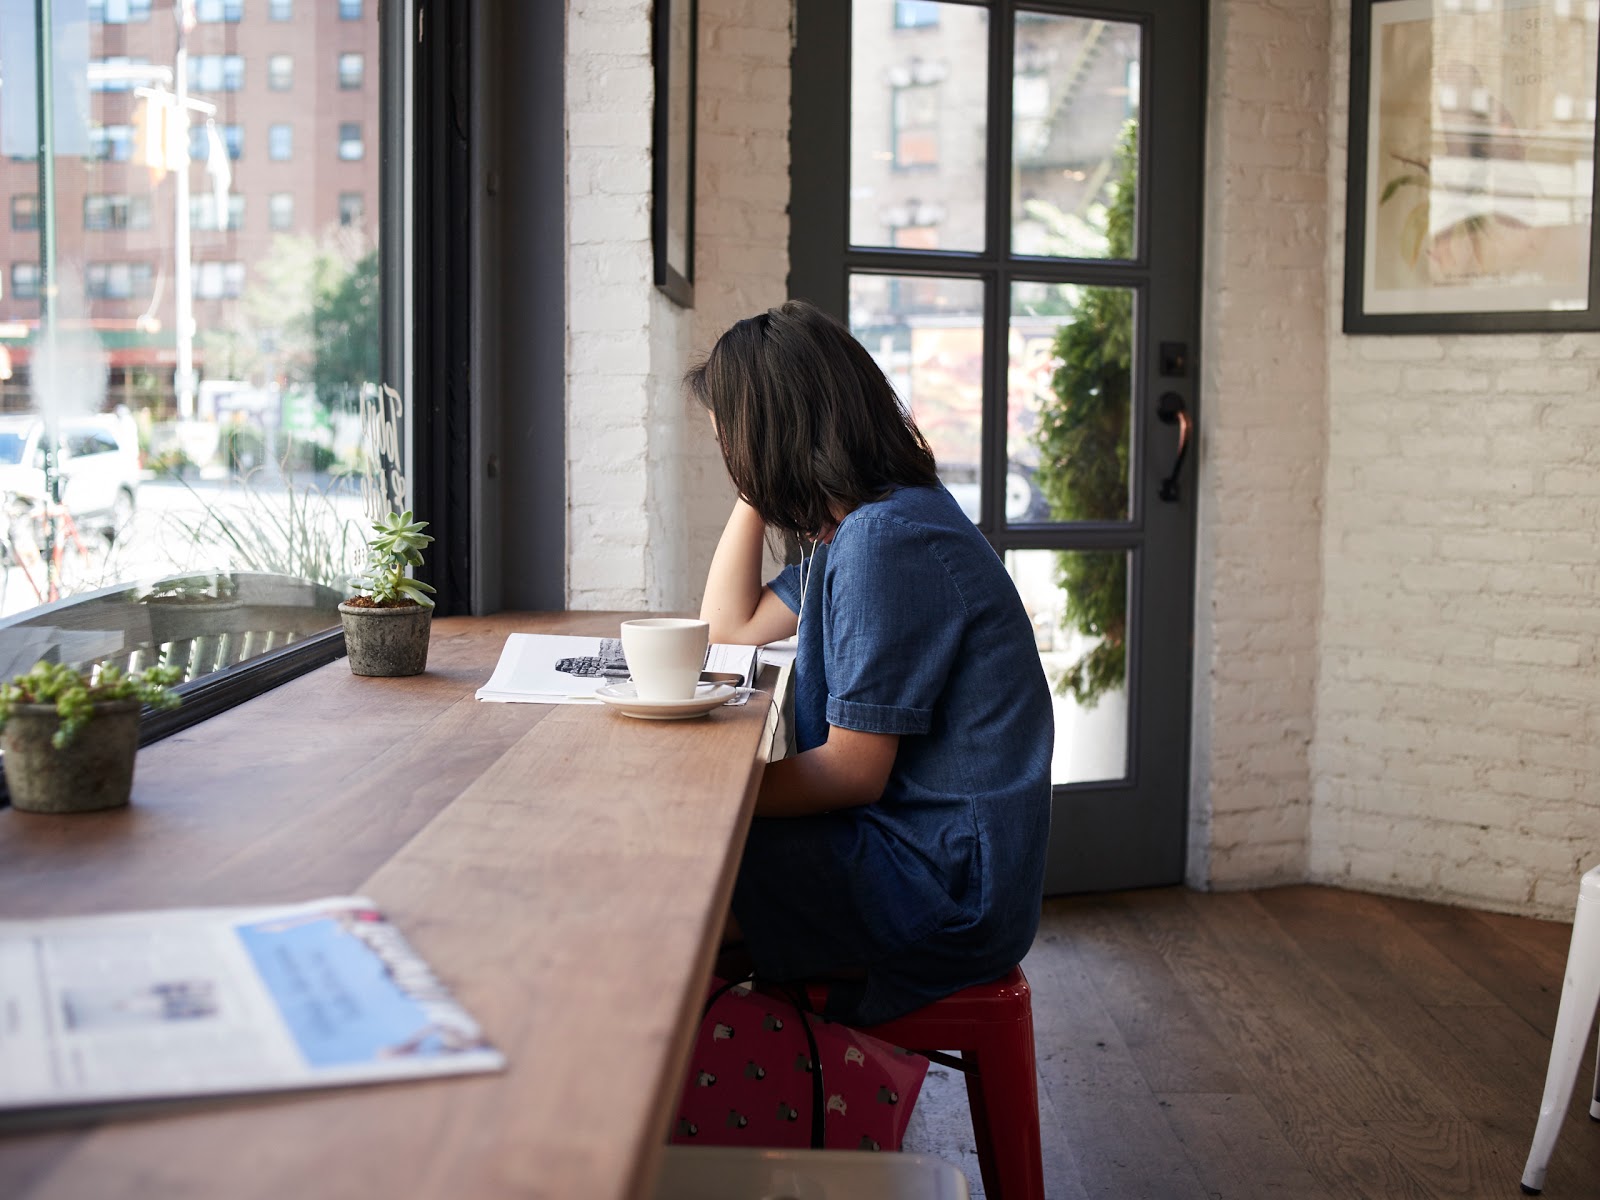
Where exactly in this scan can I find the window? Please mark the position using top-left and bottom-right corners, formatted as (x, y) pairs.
(338, 122), (364, 160)
(190, 194), (246, 232)
(188, 55), (245, 93)
(11, 264), (40, 300)
(11, 195), (38, 232)
(339, 0), (362, 18)
(192, 261), (246, 300)
(85, 194), (153, 232)
(90, 0), (153, 22)
(269, 124), (293, 161)
(338, 192), (365, 227)
(89, 56), (151, 92)
(892, 83), (940, 168)
(339, 54), (365, 90)
(86, 262), (154, 300)
(195, 0), (244, 20)
(190, 124), (244, 161)
(66, 431), (119, 458)
(6, 0), (405, 720)
(89, 124), (134, 161)
(269, 192), (295, 231)
(894, 0), (940, 27)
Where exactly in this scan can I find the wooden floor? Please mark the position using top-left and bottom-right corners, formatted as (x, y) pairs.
(900, 885), (1597, 1200)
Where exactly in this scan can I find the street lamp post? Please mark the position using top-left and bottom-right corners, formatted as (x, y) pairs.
(173, 0), (196, 423)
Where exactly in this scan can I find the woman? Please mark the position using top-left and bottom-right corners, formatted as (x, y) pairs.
(693, 299), (1053, 1025)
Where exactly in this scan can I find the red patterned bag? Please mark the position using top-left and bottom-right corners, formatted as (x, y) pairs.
(670, 977), (929, 1151)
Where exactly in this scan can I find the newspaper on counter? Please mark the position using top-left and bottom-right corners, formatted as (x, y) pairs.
(474, 633), (760, 705)
(0, 896), (504, 1122)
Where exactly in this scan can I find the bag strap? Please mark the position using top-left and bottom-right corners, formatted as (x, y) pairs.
(773, 981), (826, 1150)
(702, 974), (827, 1149)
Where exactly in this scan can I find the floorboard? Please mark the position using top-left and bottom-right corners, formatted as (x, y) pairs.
(899, 885), (1594, 1199)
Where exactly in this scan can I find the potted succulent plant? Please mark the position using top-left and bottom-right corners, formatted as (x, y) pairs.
(340, 510), (436, 677)
(0, 660), (182, 814)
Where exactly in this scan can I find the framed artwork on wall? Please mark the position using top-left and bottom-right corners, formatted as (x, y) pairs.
(1344, 0), (1600, 333)
(653, 0), (697, 308)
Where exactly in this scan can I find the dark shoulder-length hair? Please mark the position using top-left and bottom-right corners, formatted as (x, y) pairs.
(685, 299), (939, 538)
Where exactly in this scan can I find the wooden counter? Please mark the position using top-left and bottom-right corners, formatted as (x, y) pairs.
(0, 613), (774, 1200)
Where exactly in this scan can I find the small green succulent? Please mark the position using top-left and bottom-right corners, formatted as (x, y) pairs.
(352, 510), (436, 608)
(0, 660), (182, 749)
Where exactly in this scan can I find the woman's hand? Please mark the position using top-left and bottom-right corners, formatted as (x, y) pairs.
(700, 498), (798, 646)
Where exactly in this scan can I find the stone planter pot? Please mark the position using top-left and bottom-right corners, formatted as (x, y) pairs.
(3, 700), (141, 814)
(340, 602), (432, 677)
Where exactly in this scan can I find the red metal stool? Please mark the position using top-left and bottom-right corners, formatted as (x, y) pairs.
(804, 967), (1044, 1200)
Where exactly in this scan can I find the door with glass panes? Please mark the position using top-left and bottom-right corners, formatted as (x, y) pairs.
(791, 0), (1204, 892)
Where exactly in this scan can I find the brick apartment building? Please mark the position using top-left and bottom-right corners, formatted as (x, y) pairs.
(0, 0), (379, 412)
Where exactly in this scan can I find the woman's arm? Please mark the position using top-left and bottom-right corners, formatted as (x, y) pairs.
(756, 726), (899, 818)
(700, 498), (799, 646)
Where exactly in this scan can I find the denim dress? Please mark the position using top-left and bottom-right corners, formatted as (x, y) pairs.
(731, 484), (1054, 1025)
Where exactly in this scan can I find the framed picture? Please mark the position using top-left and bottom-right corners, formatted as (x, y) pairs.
(653, 0), (697, 308)
(1344, 0), (1600, 333)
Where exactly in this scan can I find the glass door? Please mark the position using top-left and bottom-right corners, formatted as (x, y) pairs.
(792, 0), (1205, 892)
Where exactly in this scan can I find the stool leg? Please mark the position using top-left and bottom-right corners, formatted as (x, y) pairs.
(962, 1051), (999, 1198)
(1522, 883), (1600, 1194)
(965, 1020), (1045, 1200)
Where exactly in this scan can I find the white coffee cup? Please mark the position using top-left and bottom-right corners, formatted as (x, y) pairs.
(620, 618), (709, 702)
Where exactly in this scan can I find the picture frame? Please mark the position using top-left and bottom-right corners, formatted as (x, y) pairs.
(653, 0), (697, 308)
(1344, 0), (1600, 333)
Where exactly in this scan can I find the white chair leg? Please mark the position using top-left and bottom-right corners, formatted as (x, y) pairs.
(1522, 866), (1600, 1194)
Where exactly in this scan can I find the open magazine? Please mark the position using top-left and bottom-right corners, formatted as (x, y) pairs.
(0, 897), (504, 1123)
(475, 633), (760, 705)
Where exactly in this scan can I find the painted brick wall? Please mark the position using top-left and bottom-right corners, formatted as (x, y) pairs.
(680, 0), (795, 608)
(567, 0), (792, 611)
(1313, 0), (1600, 918)
(567, 0), (659, 609)
(1189, 0), (1331, 889)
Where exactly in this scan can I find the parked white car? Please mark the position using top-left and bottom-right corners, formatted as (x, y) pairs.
(0, 410), (140, 539)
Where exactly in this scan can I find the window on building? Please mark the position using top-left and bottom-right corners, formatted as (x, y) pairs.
(338, 192), (365, 228)
(268, 192), (295, 231)
(190, 124), (244, 161)
(192, 260), (246, 300)
(339, 0), (362, 19)
(11, 264), (40, 300)
(190, 194), (246, 232)
(188, 54), (245, 92)
(11, 195), (38, 232)
(90, 0), (153, 22)
(89, 56), (151, 92)
(268, 55), (293, 91)
(89, 124), (135, 161)
(269, 0), (291, 18)
(338, 122), (364, 160)
(894, 1), (940, 27)
(339, 53), (364, 90)
(269, 124), (293, 161)
(892, 83), (939, 168)
(196, 0), (244, 20)
(86, 262), (154, 300)
(85, 194), (153, 232)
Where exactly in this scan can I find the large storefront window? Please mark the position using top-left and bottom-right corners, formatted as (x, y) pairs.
(0, 0), (407, 690)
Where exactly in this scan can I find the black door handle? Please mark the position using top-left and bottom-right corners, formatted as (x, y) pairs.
(1157, 391), (1190, 503)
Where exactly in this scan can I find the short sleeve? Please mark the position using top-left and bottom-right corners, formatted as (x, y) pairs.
(767, 559), (803, 614)
(822, 517), (967, 737)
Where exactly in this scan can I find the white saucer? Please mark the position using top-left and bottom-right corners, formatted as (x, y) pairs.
(594, 681), (737, 720)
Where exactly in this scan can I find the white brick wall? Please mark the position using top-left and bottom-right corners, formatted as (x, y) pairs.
(1309, 0), (1600, 918)
(1190, 0), (1331, 890)
(566, 0), (792, 612)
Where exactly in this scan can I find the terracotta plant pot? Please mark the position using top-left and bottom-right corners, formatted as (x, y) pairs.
(3, 700), (141, 814)
(340, 602), (432, 677)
